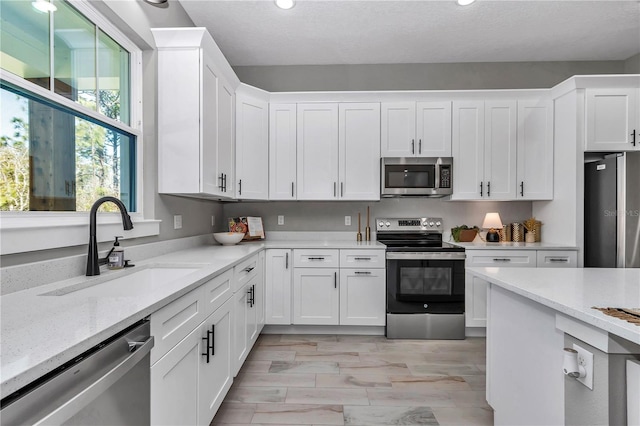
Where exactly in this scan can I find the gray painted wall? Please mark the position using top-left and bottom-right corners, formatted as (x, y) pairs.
(233, 61), (626, 92)
(223, 199), (533, 240)
(626, 53), (640, 73)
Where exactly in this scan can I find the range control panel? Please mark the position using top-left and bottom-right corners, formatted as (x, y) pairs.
(376, 217), (443, 232)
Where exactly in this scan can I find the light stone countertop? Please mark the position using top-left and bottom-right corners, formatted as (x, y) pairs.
(451, 241), (578, 250)
(0, 239), (384, 398)
(467, 267), (640, 345)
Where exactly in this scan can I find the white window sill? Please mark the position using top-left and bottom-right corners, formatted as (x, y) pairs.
(0, 213), (161, 255)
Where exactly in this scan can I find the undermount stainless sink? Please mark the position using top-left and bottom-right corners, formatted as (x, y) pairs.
(39, 265), (202, 297)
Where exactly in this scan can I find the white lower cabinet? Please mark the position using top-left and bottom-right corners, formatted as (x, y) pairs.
(151, 297), (233, 426)
(339, 268), (385, 326)
(265, 249), (293, 325)
(465, 249), (577, 328)
(293, 267), (340, 325)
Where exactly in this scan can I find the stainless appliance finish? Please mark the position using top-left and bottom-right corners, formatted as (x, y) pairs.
(1, 321), (154, 426)
(381, 157), (453, 197)
(584, 152), (640, 268)
(377, 217), (466, 340)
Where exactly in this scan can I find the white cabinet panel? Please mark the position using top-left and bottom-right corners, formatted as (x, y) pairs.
(269, 104), (297, 200)
(201, 269), (233, 319)
(381, 102), (416, 157)
(340, 249), (386, 269)
(293, 268), (339, 325)
(232, 283), (250, 376)
(586, 88), (639, 151)
(297, 103), (339, 200)
(452, 101), (485, 200)
(466, 250), (536, 267)
(536, 250), (578, 268)
(234, 254), (259, 292)
(218, 79), (235, 195)
(517, 101), (554, 200)
(465, 274), (488, 328)
(416, 101), (452, 157)
(265, 249), (292, 325)
(293, 249), (340, 268)
(484, 101), (517, 200)
(339, 269), (385, 326)
(339, 103), (381, 200)
(236, 90), (268, 200)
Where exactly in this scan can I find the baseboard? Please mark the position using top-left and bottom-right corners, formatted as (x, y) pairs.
(262, 325), (386, 335)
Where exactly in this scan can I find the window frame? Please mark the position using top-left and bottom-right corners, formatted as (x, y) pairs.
(0, 0), (158, 256)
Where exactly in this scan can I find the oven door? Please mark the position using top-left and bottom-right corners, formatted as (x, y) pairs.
(386, 252), (465, 314)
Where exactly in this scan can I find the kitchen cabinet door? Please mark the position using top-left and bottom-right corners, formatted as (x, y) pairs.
(198, 298), (233, 426)
(452, 101), (485, 200)
(256, 250), (266, 333)
(246, 277), (260, 347)
(516, 100), (554, 200)
(293, 268), (339, 325)
(586, 88), (639, 151)
(339, 268), (385, 326)
(232, 283), (250, 376)
(269, 104), (297, 200)
(151, 324), (200, 426)
(236, 89), (268, 200)
(381, 102), (416, 157)
(297, 103), (339, 200)
(416, 101), (452, 157)
(339, 103), (381, 200)
(265, 249), (292, 325)
(465, 274), (489, 328)
(483, 101), (517, 200)
(217, 78), (235, 195)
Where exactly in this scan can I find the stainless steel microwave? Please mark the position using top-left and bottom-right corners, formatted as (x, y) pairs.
(381, 157), (453, 197)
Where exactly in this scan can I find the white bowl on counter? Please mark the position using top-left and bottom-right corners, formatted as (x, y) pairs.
(213, 232), (245, 245)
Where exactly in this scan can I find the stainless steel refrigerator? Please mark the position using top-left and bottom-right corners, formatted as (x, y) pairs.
(584, 152), (640, 268)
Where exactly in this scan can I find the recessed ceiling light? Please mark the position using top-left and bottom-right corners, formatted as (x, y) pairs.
(457, 0), (476, 5)
(275, 0), (295, 10)
(31, 0), (57, 13)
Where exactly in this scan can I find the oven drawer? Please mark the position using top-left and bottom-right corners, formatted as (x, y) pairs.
(294, 249), (339, 268)
(340, 250), (385, 269)
(466, 250), (536, 267)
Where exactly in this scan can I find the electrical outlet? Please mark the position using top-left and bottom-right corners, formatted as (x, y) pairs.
(173, 215), (183, 230)
(277, 215), (285, 225)
(211, 215), (215, 227)
(345, 215), (351, 226)
(573, 343), (594, 390)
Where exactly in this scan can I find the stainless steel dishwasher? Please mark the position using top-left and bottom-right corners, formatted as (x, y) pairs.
(1, 320), (154, 425)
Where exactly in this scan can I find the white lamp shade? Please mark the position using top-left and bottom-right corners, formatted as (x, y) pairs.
(482, 212), (503, 229)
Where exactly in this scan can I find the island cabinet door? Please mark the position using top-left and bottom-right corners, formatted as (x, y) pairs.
(465, 273), (489, 328)
(293, 268), (339, 325)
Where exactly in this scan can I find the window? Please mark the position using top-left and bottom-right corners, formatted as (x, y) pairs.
(0, 0), (137, 212)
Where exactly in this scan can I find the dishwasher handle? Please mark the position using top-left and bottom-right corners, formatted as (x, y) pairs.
(33, 336), (154, 426)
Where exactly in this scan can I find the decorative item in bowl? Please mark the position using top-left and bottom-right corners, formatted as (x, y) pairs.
(213, 232), (245, 246)
(451, 225), (479, 242)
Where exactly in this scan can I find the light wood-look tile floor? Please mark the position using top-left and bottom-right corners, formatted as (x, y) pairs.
(211, 334), (492, 426)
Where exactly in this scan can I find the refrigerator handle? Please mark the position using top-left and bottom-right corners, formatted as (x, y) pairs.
(617, 155), (626, 268)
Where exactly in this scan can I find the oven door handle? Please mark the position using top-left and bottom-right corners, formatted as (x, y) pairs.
(386, 252), (466, 260)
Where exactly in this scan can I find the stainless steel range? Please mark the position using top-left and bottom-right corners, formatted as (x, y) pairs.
(376, 217), (466, 340)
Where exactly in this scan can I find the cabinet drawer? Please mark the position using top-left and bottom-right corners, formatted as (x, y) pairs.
(340, 250), (386, 269)
(202, 269), (234, 317)
(151, 286), (205, 365)
(293, 249), (340, 268)
(234, 254), (259, 292)
(466, 250), (535, 267)
(536, 251), (578, 268)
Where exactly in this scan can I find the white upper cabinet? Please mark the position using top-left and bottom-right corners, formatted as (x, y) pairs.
(453, 98), (551, 201)
(297, 103), (340, 200)
(585, 88), (640, 151)
(269, 104), (297, 200)
(452, 101), (485, 200)
(484, 101), (517, 200)
(236, 85), (268, 200)
(339, 103), (381, 200)
(381, 101), (452, 157)
(153, 28), (238, 199)
(516, 100), (554, 200)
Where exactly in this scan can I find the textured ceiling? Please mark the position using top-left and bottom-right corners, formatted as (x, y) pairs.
(178, 0), (640, 66)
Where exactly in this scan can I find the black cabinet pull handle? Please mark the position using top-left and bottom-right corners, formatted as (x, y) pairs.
(291, 182), (294, 198)
(548, 258), (568, 263)
(340, 182), (344, 197)
(238, 179), (242, 196)
(219, 174), (224, 191)
(411, 139), (415, 154)
(202, 331), (211, 363)
(632, 129), (637, 146)
(354, 271), (372, 275)
(333, 182), (337, 197)
(487, 181), (491, 197)
(308, 257), (325, 261)
(244, 266), (255, 273)
(520, 181), (524, 197)
(480, 182), (483, 197)
(334, 271), (337, 288)
(210, 325), (215, 356)
(493, 258), (512, 262)
(418, 139), (422, 154)
(354, 257), (371, 261)
(285, 252), (289, 269)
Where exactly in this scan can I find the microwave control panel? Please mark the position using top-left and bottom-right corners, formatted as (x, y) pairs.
(439, 165), (451, 188)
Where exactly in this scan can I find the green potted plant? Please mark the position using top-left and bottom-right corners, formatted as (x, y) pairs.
(451, 225), (479, 242)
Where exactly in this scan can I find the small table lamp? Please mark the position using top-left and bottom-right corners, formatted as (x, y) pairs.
(483, 212), (503, 243)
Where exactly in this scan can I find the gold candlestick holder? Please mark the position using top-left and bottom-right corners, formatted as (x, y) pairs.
(365, 227), (371, 242)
